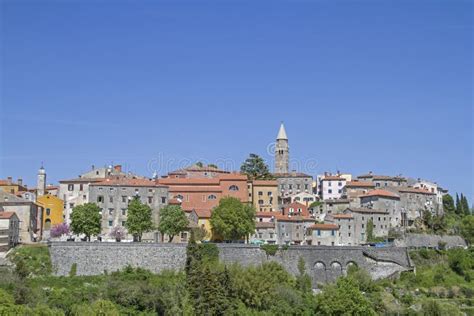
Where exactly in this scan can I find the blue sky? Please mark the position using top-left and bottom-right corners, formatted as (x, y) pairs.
(1, 0), (472, 202)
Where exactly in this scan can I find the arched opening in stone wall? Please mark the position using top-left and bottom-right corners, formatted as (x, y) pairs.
(326, 261), (343, 281)
(345, 261), (358, 276)
(312, 261), (326, 285)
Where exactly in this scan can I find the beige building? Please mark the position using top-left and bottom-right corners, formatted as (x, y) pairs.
(248, 180), (278, 212)
(0, 211), (20, 250)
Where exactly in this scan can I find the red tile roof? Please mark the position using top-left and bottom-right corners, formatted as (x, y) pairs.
(193, 209), (212, 218)
(361, 189), (400, 199)
(322, 176), (345, 181)
(256, 211), (280, 217)
(345, 181), (375, 188)
(274, 214), (313, 222)
(309, 223), (339, 230)
(169, 187), (221, 193)
(169, 198), (182, 205)
(332, 214), (353, 219)
(0, 212), (16, 219)
(256, 222), (275, 229)
(398, 187), (436, 195)
(91, 178), (167, 188)
(252, 180), (278, 186)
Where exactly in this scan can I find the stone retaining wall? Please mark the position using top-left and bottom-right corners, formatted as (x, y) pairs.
(49, 242), (413, 287)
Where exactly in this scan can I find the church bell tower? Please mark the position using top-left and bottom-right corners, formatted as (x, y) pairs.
(274, 122), (289, 174)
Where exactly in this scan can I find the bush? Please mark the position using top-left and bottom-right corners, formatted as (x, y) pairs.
(260, 244), (279, 256)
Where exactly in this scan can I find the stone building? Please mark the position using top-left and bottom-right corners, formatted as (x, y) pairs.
(0, 191), (42, 243)
(342, 207), (390, 244)
(248, 180), (278, 212)
(290, 191), (318, 206)
(167, 163), (230, 179)
(59, 165), (129, 224)
(274, 172), (313, 204)
(386, 186), (440, 221)
(342, 180), (375, 200)
(252, 222), (277, 244)
(88, 177), (169, 241)
(308, 223), (339, 246)
(275, 214), (314, 245)
(281, 201), (310, 217)
(327, 213), (355, 245)
(359, 189), (402, 228)
(357, 172), (407, 188)
(0, 211), (20, 250)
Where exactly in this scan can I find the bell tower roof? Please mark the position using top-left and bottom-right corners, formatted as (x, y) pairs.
(276, 122), (288, 140)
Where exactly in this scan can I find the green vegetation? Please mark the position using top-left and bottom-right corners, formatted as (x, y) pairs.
(2, 244), (473, 315)
(260, 244), (279, 256)
(158, 205), (188, 242)
(240, 153), (274, 180)
(210, 197), (256, 241)
(70, 203), (102, 241)
(125, 197), (154, 242)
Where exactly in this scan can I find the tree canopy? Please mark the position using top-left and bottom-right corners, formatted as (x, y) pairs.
(125, 197), (154, 242)
(158, 205), (188, 242)
(210, 197), (256, 241)
(70, 203), (101, 241)
(240, 153), (273, 180)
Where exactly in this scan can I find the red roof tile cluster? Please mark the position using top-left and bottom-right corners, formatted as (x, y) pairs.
(193, 209), (212, 218)
(309, 223), (339, 230)
(345, 181), (375, 188)
(0, 212), (16, 219)
(332, 214), (353, 219)
(398, 187), (436, 195)
(274, 214), (313, 222)
(252, 180), (278, 186)
(361, 189), (400, 199)
(322, 176), (345, 181)
(92, 178), (167, 188)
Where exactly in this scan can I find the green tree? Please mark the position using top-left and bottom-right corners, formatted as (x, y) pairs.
(240, 153), (273, 180)
(460, 215), (474, 244)
(314, 277), (377, 315)
(422, 210), (433, 230)
(125, 197), (154, 242)
(366, 218), (375, 242)
(70, 203), (101, 241)
(443, 194), (455, 213)
(455, 193), (462, 215)
(158, 205), (188, 242)
(296, 257), (312, 294)
(461, 195), (470, 216)
(210, 197), (256, 241)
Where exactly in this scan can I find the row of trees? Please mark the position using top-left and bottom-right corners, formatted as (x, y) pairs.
(63, 195), (256, 243)
(443, 193), (471, 217)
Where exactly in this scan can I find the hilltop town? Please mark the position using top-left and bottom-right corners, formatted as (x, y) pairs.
(0, 123), (471, 250)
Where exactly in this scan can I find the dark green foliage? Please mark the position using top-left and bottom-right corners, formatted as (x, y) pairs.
(210, 197), (256, 241)
(260, 244), (279, 256)
(158, 205), (188, 242)
(240, 153), (274, 180)
(314, 277), (377, 315)
(366, 218), (375, 242)
(443, 194), (456, 213)
(460, 215), (474, 244)
(70, 203), (101, 241)
(125, 196), (154, 241)
(296, 257), (312, 294)
(9, 245), (52, 278)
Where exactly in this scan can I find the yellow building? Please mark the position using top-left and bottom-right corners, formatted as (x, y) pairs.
(249, 180), (278, 212)
(37, 195), (64, 231)
(189, 209), (213, 241)
(0, 177), (28, 194)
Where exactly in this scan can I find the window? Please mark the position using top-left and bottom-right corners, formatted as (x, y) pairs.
(109, 196), (113, 203)
(108, 220), (113, 227)
(149, 189), (153, 193)
(80, 184), (84, 191)
(148, 197), (153, 204)
(69, 203), (75, 208)
(161, 197), (166, 204)
(331, 242), (335, 246)
(122, 221), (126, 226)
(175, 194), (184, 200)
(208, 195), (217, 200)
(109, 187), (114, 192)
(362, 224), (365, 228)
(122, 209), (126, 216)
(258, 200), (264, 205)
(108, 209), (114, 215)
(338, 189), (342, 194)
(304, 184), (309, 190)
(317, 230), (321, 236)
(46, 208), (51, 216)
(348, 233), (351, 237)
(331, 230), (335, 236)
(328, 182), (332, 187)
(267, 191), (272, 196)
(258, 233), (263, 238)
(297, 184), (301, 190)
(269, 233), (274, 239)
(229, 185), (239, 191)
(97, 196), (104, 203)
(68, 184), (74, 191)
(122, 196), (127, 203)
(328, 189), (332, 194)
(258, 191), (263, 196)
(338, 182), (342, 186)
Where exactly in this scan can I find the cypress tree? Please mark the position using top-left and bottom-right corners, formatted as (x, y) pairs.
(455, 194), (462, 215)
(461, 195), (471, 216)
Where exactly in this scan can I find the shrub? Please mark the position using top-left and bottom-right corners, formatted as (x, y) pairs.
(50, 223), (70, 238)
(69, 263), (77, 277)
(260, 244), (279, 256)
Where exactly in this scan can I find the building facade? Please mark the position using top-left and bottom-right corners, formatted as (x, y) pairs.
(249, 180), (278, 212)
(274, 122), (289, 174)
(0, 211), (20, 250)
(37, 195), (64, 233)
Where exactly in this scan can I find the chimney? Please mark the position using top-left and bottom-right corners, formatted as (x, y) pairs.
(7, 177), (12, 185)
(114, 165), (122, 172)
(17, 178), (23, 186)
(92, 164), (95, 170)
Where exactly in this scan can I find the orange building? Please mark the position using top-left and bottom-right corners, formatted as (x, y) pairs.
(157, 173), (249, 213)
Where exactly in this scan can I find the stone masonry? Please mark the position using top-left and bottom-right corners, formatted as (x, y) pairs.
(49, 242), (413, 287)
